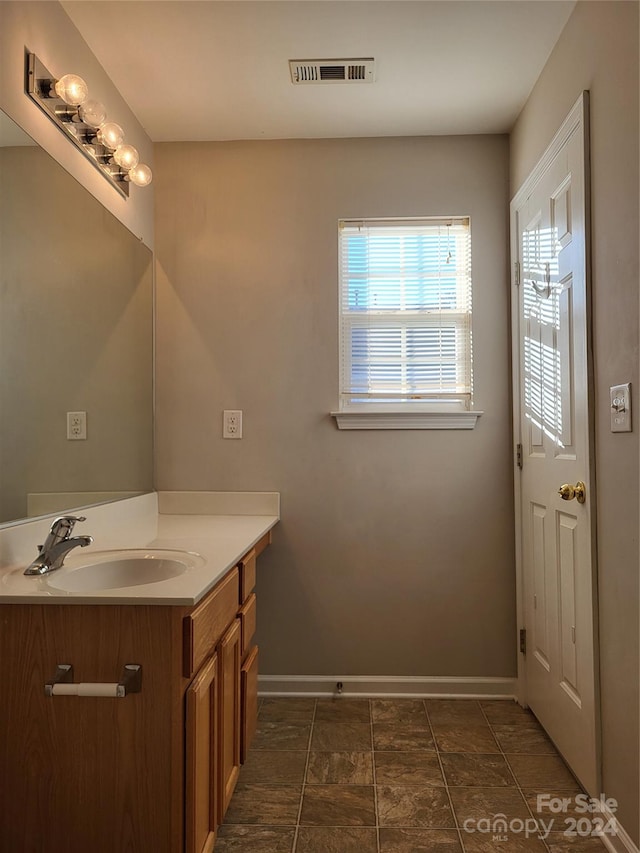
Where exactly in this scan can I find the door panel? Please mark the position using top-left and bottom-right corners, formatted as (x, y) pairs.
(218, 618), (241, 822)
(532, 503), (550, 668)
(557, 277), (575, 453)
(185, 652), (218, 853)
(241, 645), (259, 764)
(557, 511), (578, 697)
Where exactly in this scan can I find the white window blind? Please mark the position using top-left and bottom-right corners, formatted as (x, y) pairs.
(338, 217), (473, 409)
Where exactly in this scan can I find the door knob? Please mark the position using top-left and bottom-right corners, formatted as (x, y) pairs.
(558, 481), (586, 503)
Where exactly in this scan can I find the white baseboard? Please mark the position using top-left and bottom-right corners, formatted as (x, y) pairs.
(598, 803), (639, 853)
(258, 674), (517, 699)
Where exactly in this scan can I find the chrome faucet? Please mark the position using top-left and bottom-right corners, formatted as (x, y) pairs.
(24, 515), (93, 576)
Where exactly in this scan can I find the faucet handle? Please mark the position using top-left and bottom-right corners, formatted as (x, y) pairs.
(51, 514), (86, 530)
(49, 515), (87, 541)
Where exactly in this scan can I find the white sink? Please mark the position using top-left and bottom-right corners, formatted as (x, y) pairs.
(45, 549), (205, 593)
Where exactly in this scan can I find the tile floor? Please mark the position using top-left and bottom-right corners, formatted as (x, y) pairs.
(215, 697), (608, 853)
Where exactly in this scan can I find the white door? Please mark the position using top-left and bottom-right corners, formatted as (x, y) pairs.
(511, 93), (600, 794)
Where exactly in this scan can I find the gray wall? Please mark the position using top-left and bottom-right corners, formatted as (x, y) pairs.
(0, 144), (153, 523)
(511, 1), (639, 843)
(155, 135), (515, 678)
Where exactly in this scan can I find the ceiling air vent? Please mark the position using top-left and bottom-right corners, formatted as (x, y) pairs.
(289, 58), (375, 85)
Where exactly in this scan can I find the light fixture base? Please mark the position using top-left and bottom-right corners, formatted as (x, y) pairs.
(26, 52), (130, 198)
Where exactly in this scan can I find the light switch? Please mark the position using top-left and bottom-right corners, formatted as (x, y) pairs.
(610, 383), (632, 432)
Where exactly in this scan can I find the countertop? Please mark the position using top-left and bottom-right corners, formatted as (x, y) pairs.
(0, 492), (279, 606)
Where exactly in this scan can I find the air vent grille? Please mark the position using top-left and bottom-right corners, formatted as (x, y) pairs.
(320, 65), (347, 81)
(289, 58), (375, 85)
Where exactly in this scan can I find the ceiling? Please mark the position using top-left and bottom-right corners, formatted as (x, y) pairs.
(62, 0), (575, 142)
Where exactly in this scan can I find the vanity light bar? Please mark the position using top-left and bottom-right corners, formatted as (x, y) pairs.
(25, 52), (152, 199)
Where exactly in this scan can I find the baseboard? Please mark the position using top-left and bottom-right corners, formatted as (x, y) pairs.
(258, 674), (517, 699)
(598, 803), (639, 853)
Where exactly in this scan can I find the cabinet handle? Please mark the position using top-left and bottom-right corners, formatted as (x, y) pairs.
(45, 664), (142, 697)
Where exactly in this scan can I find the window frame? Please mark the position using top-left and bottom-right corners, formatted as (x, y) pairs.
(332, 216), (482, 430)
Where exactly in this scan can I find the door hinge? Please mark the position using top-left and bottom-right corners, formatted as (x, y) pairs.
(516, 443), (523, 470)
(514, 260), (521, 286)
(519, 628), (527, 655)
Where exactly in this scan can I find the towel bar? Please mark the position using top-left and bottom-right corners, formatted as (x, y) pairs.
(45, 663), (142, 697)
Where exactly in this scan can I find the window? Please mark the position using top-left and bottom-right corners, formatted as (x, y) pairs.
(333, 217), (480, 429)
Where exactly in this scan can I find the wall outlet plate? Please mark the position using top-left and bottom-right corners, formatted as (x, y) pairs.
(610, 383), (631, 432)
(67, 411), (87, 440)
(223, 410), (243, 439)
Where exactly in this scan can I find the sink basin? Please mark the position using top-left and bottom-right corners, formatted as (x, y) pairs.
(45, 549), (205, 593)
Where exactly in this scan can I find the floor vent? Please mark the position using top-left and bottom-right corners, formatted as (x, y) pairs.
(289, 58), (375, 85)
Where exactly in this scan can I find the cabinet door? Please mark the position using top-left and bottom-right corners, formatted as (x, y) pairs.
(185, 653), (218, 853)
(218, 619), (241, 821)
(241, 645), (259, 763)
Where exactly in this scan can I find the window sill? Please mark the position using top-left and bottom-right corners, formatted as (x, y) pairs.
(330, 410), (483, 430)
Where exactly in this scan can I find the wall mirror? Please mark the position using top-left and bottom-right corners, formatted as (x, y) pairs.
(0, 109), (153, 525)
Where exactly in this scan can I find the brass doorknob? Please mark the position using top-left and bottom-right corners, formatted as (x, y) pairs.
(558, 481), (586, 503)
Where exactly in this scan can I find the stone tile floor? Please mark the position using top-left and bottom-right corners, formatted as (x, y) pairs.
(215, 697), (609, 853)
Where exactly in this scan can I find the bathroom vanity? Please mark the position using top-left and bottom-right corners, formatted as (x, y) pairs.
(0, 492), (279, 853)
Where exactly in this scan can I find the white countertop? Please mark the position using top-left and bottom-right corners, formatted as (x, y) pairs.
(0, 492), (279, 606)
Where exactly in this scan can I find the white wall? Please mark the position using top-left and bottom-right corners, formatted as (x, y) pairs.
(154, 134), (515, 680)
(511, 1), (639, 843)
(0, 1), (154, 248)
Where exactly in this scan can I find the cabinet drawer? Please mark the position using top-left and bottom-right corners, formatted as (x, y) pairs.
(254, 530), (272, 557)
(239, 593), (257, 658)
(238, 549), (256, 603)
(241, 645), (259, 764)
(184, 568), (240, 678)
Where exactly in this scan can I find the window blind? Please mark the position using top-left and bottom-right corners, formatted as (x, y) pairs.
(338, 217), (472, 407)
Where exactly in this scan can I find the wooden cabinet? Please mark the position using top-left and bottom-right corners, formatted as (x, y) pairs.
(186, 653), (219, 853)
(241, 645), (259, 763)
(238, 548), (256, 602)
(0, 531), (270, 853)
(184, 568), (240, 678)
(238, 552), (260, 763)
(217, 619), (241, 821)
(239, 593), (257, 657)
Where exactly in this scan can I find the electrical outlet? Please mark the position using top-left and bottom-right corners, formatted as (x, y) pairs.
(223, 410), (243, 439)
(67, 411), (87, 440)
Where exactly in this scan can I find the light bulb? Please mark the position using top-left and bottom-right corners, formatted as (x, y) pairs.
(78, 99), (107, 128)
(113, 144), (139, 170)
(97, 122), (125, 150)
(128, 163), (152, 187)
(54, 74), (88, 106)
